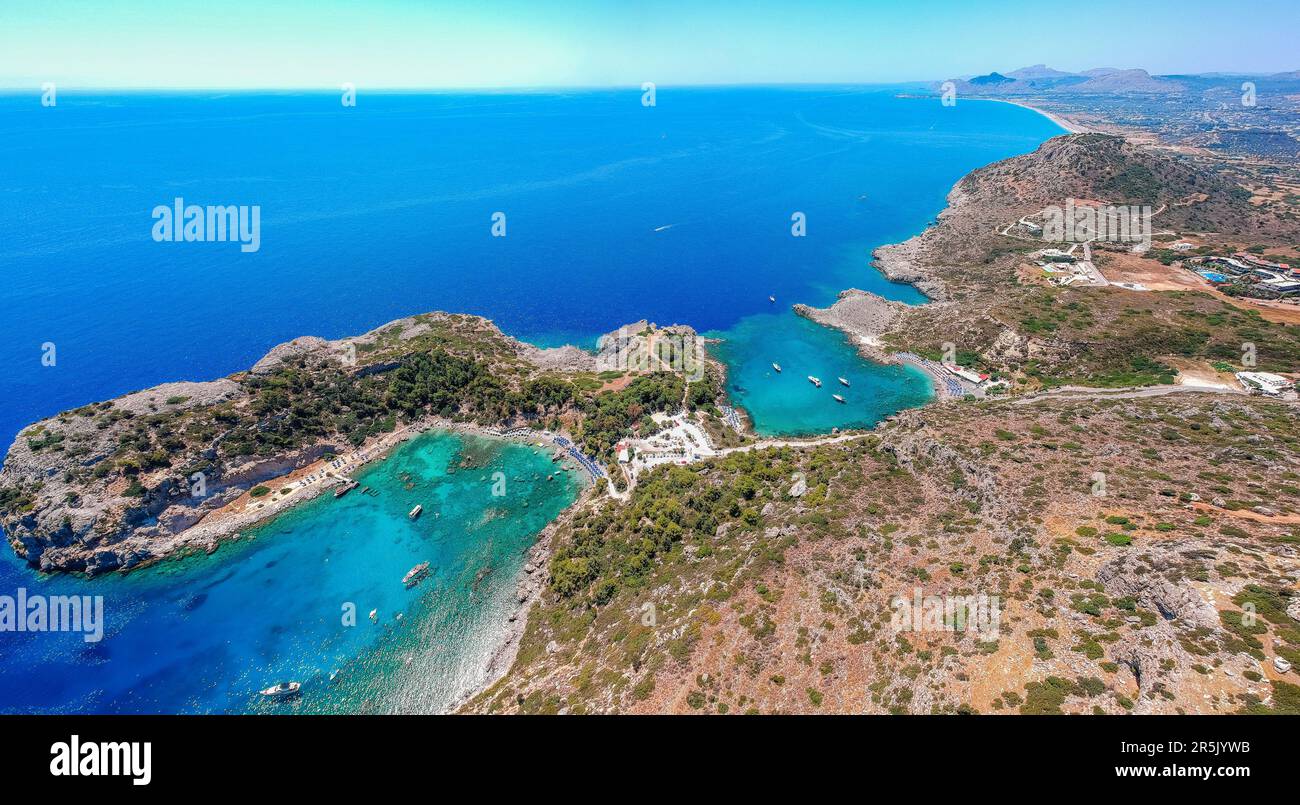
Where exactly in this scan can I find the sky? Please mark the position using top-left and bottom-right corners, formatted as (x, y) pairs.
(1, 0), (1297, 89)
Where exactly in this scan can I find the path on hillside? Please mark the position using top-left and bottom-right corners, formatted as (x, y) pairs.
(714, 432), (866, 456)
(1010, 383), (1247, 405)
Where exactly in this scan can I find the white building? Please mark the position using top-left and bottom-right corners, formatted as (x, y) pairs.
(1236, 372), (1293, 396)
(942, 362), (987, 385)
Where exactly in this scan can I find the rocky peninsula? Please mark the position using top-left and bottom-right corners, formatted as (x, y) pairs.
(0, 312), (708, 575)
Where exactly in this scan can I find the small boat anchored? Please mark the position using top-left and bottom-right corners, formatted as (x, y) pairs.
(768, 294), (776, 303)
(838, 377), (850, 387)
(259, 681), (301, 700)
(832, 394), (846, 404)
(772, 362), (782, 373)
(409, 504), (423, 520)
(402, 561), (431, 588)
(808, 376), (822, 388)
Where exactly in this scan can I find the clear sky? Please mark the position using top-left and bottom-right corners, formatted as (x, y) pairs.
(2, 0), (1296, 89)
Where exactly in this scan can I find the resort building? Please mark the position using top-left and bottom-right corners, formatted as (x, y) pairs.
(941, 362), (989, 386)
(1235, 371), (1294, 396)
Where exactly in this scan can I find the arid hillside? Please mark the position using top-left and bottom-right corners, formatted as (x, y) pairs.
(467, 393), (1300, 715)
(810, 134), (1300, 389)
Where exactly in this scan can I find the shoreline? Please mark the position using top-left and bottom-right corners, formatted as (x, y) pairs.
(970, 97), (1093, 134)
(448, 482), (595, 713)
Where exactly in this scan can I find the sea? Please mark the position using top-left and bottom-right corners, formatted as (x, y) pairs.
(0, 87), (1061, 711)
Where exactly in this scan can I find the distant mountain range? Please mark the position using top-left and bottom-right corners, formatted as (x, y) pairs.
(941, 65), (1300, 95)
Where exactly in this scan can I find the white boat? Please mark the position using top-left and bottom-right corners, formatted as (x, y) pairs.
(832, 394), (845, 403)
(1275, 656), (1294, 673)
(838, 377), (850, 387)
(409, 504), (423, 520)
(808, 376), (822, 387)
(369, 608), (378, 622)
(772, 362), (782, 373)
(768, 295), (776, 303)
(402, 561), (431, 588)
(259, 681), (301, 700)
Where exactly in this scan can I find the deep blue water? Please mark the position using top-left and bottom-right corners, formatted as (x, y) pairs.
(0, 87), (1060, 448)
(0, 87), (1061, 712)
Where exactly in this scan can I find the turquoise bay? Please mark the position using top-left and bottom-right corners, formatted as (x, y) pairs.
(0, 431), (582, 713)
(709, 312), (933, 437)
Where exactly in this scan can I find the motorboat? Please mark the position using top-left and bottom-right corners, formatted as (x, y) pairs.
(259, 681), (301, 700)
(403, 561), (431, 588)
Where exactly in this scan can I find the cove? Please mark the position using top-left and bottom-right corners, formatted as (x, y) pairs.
(0, 430), (582, 713)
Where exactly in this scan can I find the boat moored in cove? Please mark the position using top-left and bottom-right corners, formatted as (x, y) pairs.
(838, 377), (850, 387)
(259, 681), (301, 700)
(403, 561), (431, 588)
(808, 376), (821, 387)
(833, 394), (845, 403)
(772, 362), (781, 373)
(409, 504), (423, 520)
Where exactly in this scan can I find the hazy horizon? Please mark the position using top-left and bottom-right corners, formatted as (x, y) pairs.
(2, 0), (1296, 89)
